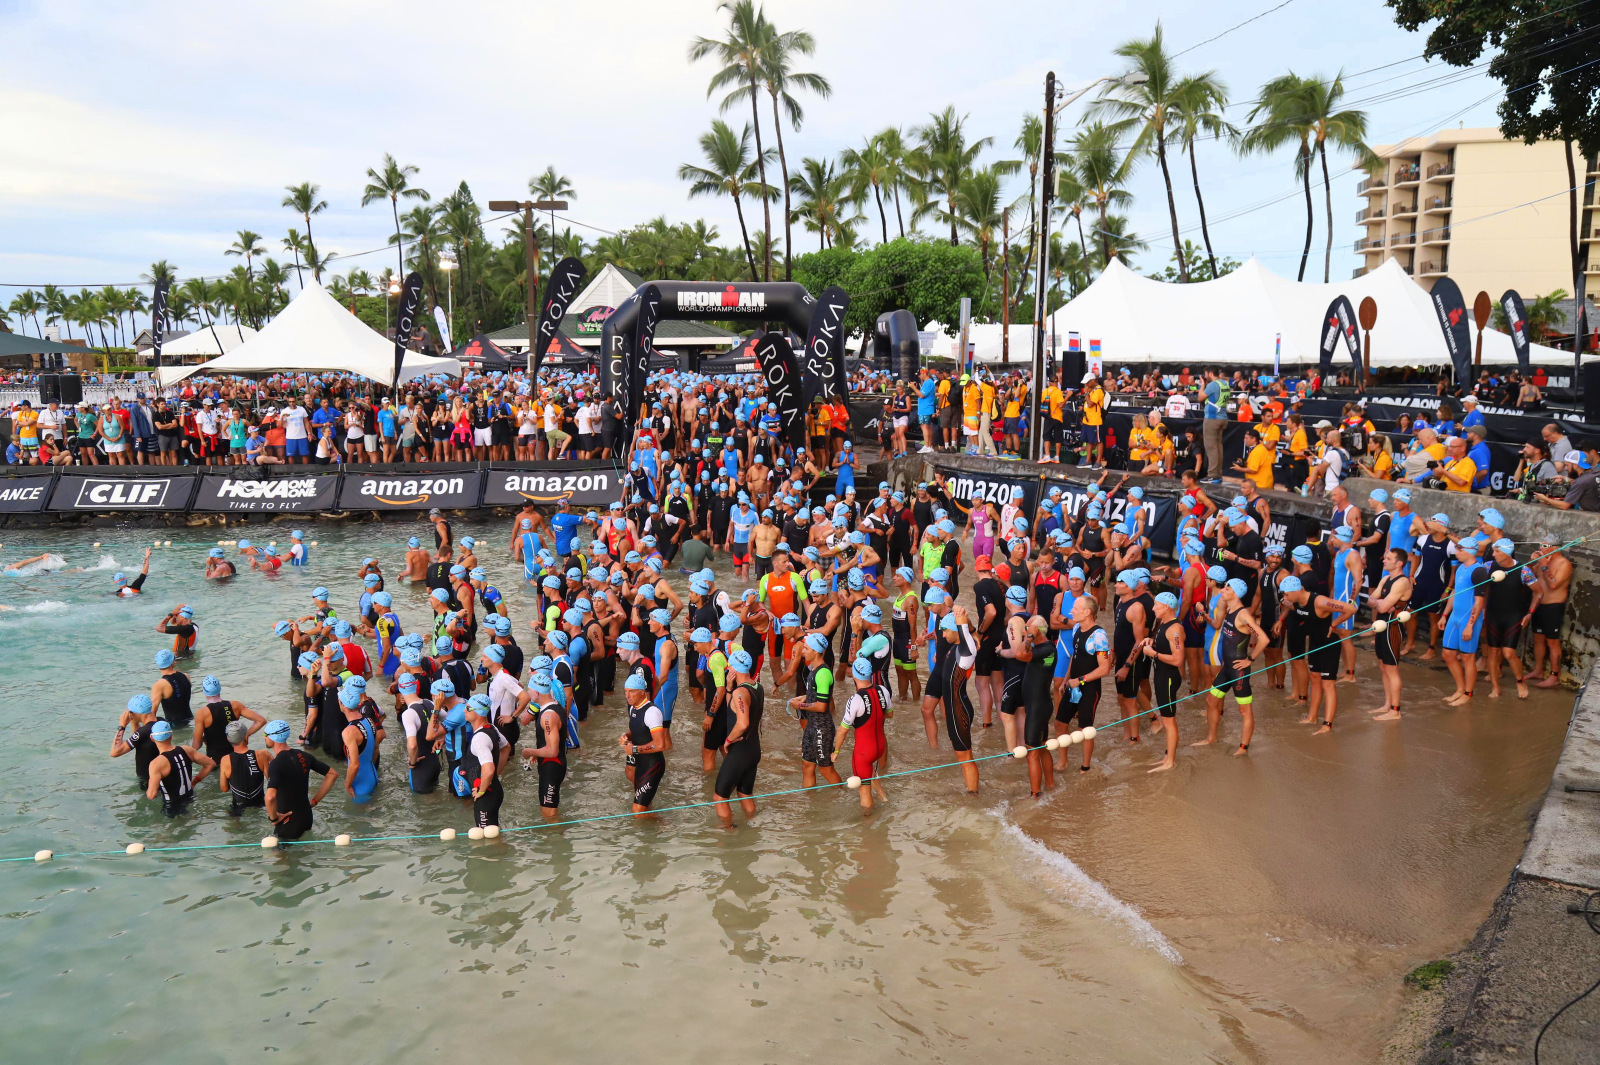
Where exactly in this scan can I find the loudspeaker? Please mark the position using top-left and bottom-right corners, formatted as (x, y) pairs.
(58, 373), (83, 405)
(38, 374), (60, 404)
(1585, 362), (1600, 425)
(1060, 347), (1085, 390)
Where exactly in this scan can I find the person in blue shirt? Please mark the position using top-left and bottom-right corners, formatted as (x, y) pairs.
(1464, 425), (1493, 491)
(1442, 539), (1488, 706)
(917, 369), (938, 454)
(310, 397), (338, 435)
(1460, 395), (1486, 429)
(833, 441), (856, 496)
(548, 499), (584, 558)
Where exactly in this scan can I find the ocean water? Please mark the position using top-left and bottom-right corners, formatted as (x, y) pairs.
(0, 520), (1573, 1062)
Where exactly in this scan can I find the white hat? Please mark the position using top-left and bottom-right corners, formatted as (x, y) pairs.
(1564, 449), (1586, 464)
(1462, 395), (1478, 405)
(1314, 419), (1334, 429)
(1081, 372), (1097, 384)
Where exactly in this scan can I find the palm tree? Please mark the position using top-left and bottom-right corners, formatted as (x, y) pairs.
(1100, 215), (1149, 266)
(1492, 288), (1568, 343)
(689, 0), (777, 279)
(9, 290), (44, 336)
(841, 137), (894, 244)
(789, 156), (857, 250)
(954, 167), (1006, 282)
(1300, 72), (1370, 283)
(911, 106), (993, 246)
(41, 285), (68, 338)
(1091, 24), (1188, 280)
(347, 269), (375, 297)
(258, 260), (292, 315)
(362, 154), (430, 278)
(756, 19), (831, 278)
(1072, 123), (1136, 266)
(397, 204), (445, 310)
(303, 244), (338, 285)
(529, 166), (576, 287)
(282, 182), (329, 281)
(282, 228), (309, 286)
(678, 119), (773, 281)
(225, 230), (266, 326)
(874, 127), (912, 238)
(1169, 73), (1236, 279)
(1243, 74), (1318, 281)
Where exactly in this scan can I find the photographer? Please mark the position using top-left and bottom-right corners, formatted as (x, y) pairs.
(1534, 451), (1600, 512)
(1514, 440), (1561, 503)
(1430, 436), (1477, 493)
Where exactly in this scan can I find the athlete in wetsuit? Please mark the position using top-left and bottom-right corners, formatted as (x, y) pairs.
(519, 671), (568, 819)
(1140, 592), (1186, 772)
(789, 633), (843, 789)
(1481, 537), (1537, 700)
(144, 719), (212, 818)
(264, 718), (337, 840)
(1279, 575), (1359, 734)
(714, 649), (766, 824)
(111, 693), (163, 789)
(1366, 549), (1413, 722)
(1442, 539), (1489, 707)
(1053, 595), (1111, 772)
(835, 656), (891, 811)
(1110, 569), (1150, 743)
(462, 694), (507, 827)
(396, 673), (441, 793)
(338, 685), (382, 804)
(620, 672), (669, 812)
(889, 568), (922, 701)
(1014, 615), (1058, 796)
(1195, 578), (1268, 755)
(1412, 515), (1455, 661)
(995, 586), (1031, 751)
(191, 675), (264, 778)
(218, 719), (267, 817)
(150, 649), (193, 728)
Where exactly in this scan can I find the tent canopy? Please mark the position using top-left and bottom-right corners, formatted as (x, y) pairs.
(1044, 256), (1584, 368)
(153, 323), (255, 361)
(157, 283), (459, 386)
(449, 334), (513, 373)
(0, 331), (89, 357)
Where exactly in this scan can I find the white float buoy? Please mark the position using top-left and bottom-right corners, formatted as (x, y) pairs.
(152, 540), (160, 548)
(846, 775), (862, 790)
(261, 836), (279, 849)
(334, 834), (351, 847)
(467, 826), (485, 840)
(1081, 726), (1097, 740)
(1068, 731), (1084, 745)
(162, 540), (171, 547)
(1490, 569), (1506, 582)
(268, 541), (276, 547)
(1011, 745), (1027, 759)
(1397, 610), (1412, 623)
(439, 828), (457, 841)
(125, 843), (144, 855)
(1371, 619), (1388, 633)
(92, 542), (101, 548)
(310, 541), (318, 547)
(1045, 737), (1060, 751)
(483, 825), (501, 839)
(34, 849), (52, 863)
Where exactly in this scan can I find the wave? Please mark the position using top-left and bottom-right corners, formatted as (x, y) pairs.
(82, 554), (120, 572)
(996, 811), (1183, 965)
(3, 554), (69, 577)
(0, 600), (69, 616)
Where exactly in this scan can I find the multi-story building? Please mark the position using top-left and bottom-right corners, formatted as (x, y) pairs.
(1355, 127), (1596, 301)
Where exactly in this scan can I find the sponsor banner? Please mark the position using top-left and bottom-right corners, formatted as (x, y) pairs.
(432, 305), (452, 353)
(391, 271), (425, 386)
(1429, 277), (1473, 386)
(936, 467), (1039, 526)
(337, 470), (482, 510)
(482, 466), (622, 508)
(1319, 295), (1360, 378)
(753, 332), (806, 448)
(801, 284), (850, 403)
(0, 471), (55, 513)
(1501, 289), (1531, 376)
(49, 472), (196, 512)
(150, 278), (169, 367)
(531, 257), (587, 377)
(627, 284), (662, 443)
(1043, 479), (1179, 553)
(192, 472), (340, 513)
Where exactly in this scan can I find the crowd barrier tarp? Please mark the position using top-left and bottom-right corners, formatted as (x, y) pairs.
(338, 469), (483, 511)
(0, 468), (55, 513)
(48, 470), (198, 512)
(482, 465), (622, 508)
(192, 470), (341, 513)
(935, 465), (1039, 523)
(1042, 477), (1181, 554)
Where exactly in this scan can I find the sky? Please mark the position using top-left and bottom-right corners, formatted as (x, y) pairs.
(0, 0), (1512, 311)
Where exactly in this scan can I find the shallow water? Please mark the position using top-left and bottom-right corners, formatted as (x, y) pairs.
(0, 521), (1573, 1062)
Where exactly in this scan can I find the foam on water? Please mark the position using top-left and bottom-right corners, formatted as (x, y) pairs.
(82, 554), (119, 572)
(996, 809), (1183, 965)
(3, 554), (68, 577)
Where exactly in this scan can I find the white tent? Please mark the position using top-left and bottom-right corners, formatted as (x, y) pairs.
(1042, 256), (1584, 368)
(156, 283), (460, 386)
(154, 323), (256, 362)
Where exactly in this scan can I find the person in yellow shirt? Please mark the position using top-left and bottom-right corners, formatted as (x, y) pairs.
(1254, 415), (1281, 452)
(1230, 427), (1277, 490)
(1002, 382), (1024, 456)
(937, 373), (955, 450)
(1128, 413), (1158, 467)
(1080, 373), (1105, 469)
(12, 401), (40, 460)
(1436, 436), (1477, 492)
(1040, 381), (1065, 463)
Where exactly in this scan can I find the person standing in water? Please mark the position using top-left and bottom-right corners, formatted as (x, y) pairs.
(191, 675), (264, 779)
(217, 719), (268, 817)
(713, 648), (766, 824)
(1367, 548), (1413, 722)
(150, 649), (193, 728)
(619, 672), (669, 813)
(144, 719), (212, 818)
(264, 719), (337, 841)
(519, 671), (568, 820)
(110, 693), (163, 789)
(789, 632), (844, 790)
(1528, 534), (1571, 688)
(834, 655), (890, 812)
(1279, 575), (1359, 734)
(1193, 578), (1267, 755)
(338, 685), (382, 804)
(1140, 592), (1186, 772)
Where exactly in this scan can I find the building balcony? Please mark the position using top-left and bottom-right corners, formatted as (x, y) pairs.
(1390, 232), (1416, 247)
(1400, 261), (1415, 275)
(1418, 259), (1448, 277)
(1357, 176), (1386, 195)
(1426, 162), (1455, 180)
(1421, 225), (1452, 246)
(1393, 164), (1421, 186)
(1423, 195), (1452, 213)
(1356, 205), (1386, 223)
(1392, 202), (1418, 217)
(1354, 237), (1384, 252)
(1353, 266), (1368, 278)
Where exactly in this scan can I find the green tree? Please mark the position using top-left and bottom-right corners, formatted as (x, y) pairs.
(1169, 73), (1236, 279)
(396, 204), (445, 311)
(224, 229), (266, 326)
(8, 290), (44, 336)
(1243, 74), (1318, 281)
(756, 17), (831, 278)
(529, 165), (576, 288)
(1491, 288), (1568, 343)
(953, 166), (1006, 283)
(282, 228), (309, 286)
(282, 182), (328, 281)
(1150, 239), (1240, 282)
(690, 0), (778, 279)
(1302, 73), (1369, 283)
(841, 137), (895, 245)
(793, 238), (985, 335)
(679, 119), (774, 281)
(1091, 23), (1189, 279)
(362, 154), (430, 279)
(910, 106), (994, 245)
(874, 127), (913, 238)
(789, 156), (858, 251)
(1072, 123), (1136, 266)
(139, 261), (178, 333)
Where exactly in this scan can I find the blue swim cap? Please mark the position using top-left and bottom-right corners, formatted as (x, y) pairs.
(939, 614), (959, 632)
(690, 626), (713, 644)
(729, 648), (755, 673)
(716, 613), (740, 633)
(209, 547), (224, 559)
(1291, 545), (1314, 564)
(847, 570), (865, 590)
(432, 634), (452, 654)
(363, 574), (381, 587)
(338, 687), (362, 709)
(1226, 578), (1248, 598)
(625, 673), (649, 692)
(328, 643), (345, 660)
(896, 566), (915, 583)
(297, 651), (320, 670)
(312, 586), (329, 600)
(529, 673), (553, 694)
(346, 675), (367, 692)
(461, 536), (476, 549)
(149, 719), (174, 741)
(154, 649), (175, 669)
(202, 675), (222, 696)
(374, 591), (394, 608)
(482, 644), (506, 664)
(400, 648), (422, 667)
(291, 529), (303, 539)
(563, 608), (584, 627)
(860, 603), (883, 624)
(851, 657), (874, 681)
(649, 608), (671, 626)
(930, 567), (949, 584)
(617, 632), (640, 651)
(467, 693), (491, 713)
(781, 613), (801, 629)
(1369, 488), (1389, 503)
(1068, 566), (1086, 581)
(408, 537), (421, 548)
(396, 673), (419, 692)
(804, 632), (829, 653)
(689, 579), (710, 596)
(238, 540), (251, 550)
(431, 677), (456, 697)
(1155, 592), (1179, 609)
(274, 620), (292, 636)
(449, 564), (466, 578)
(128, 693), (153, 714)
(923, 587), (946, 605)
(1006, 586), (1027, 604)
(1207, 565), (1228, 582)
(265, 720), (292, 743)
(808, 578), (829, 596)
(1279, 575), (1304, 594)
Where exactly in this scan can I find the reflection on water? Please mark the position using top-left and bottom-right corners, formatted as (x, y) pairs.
(0, 522), (1574, 1062)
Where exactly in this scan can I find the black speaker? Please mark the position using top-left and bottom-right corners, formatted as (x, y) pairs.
(58, 373), (83, 405)
(38, 373), (60, 404)
(1585, 362), (1600, 425)
(1060, 347), (1086, 390)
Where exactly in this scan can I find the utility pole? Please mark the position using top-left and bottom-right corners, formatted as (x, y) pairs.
(1027, 71), (1057, 462)
(1000, 210), (1011, 363)
(488, 197), (567, 363)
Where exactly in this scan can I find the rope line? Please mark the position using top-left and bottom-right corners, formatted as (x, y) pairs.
(5, 533), (1591, 866)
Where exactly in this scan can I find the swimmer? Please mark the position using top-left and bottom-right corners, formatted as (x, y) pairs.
(263, 719), (337, 841)
(150, 649), (194, 728)
(427, 507), (453, 554)
(1015, 614), (1057, 795)
(217, 719), (268, 817)
(518, 671), (568, 820)
(110, 693), (163, 789)
(288, 529), (309, 567)
(1278, 575), (1359, 734)
(834, 655), (890, 811)
(250, 545), (285, 573)
(204, 547), (236, 579)
(155, 603), (198, 657)
(711, 647), (765, 824)
(462, 693), (508, 827)
(191, 675), (265, 774)
(1139, 592), (1185, 772)
(1053, 596), (1111, 773)
(3, 553), (63, 573)
(396, 673), (440, 793)
(618, 672), (669, 814)
(112, 548), (152, 597)
(1193, 579), (1267, 755)
(789, 632), (844, 790)
(144, 719), (213, 818)
(457, 535), (479, 573)
(401, 536), (430, 583)
(338, 684), (382, 804)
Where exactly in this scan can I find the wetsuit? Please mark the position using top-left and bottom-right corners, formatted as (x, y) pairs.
(159, 672), (193, 728)
(318, 685), (346, 763)
(1373, 574), (1404, 666)
(933, 623), (977, 752)
(1306, 598), (1339, 681)
(267, 749), (329, 840)
(225, 749), (265, 815)
(345, 716), (379, 804)
(654, 636), (680, 726)
(799, 664), (836, 767)
(1207, 608), (1253, 702)
(1331, 547), (1358, 633)
(199, 699), (239, 762)
(402, 699), (439, 793)
(1000, 612), (1031, 717)
(1443, 561), (1487, 656)
(1259, 571), (1283, 648)
(715, 682), (765, 797)
(1152, 619), (1183, 716)
(839, 682), (888, 781)
(891, 591), (917, 669)
(699, 644), (731, 753)
(1112, 597), (1142, 698)
(533, 705), (568, 809)
(628, 700), (667, 808)
(465, 724), (506, 826)
(1413, 535), (1453, 617)
(1286, 587), (1313, 659)
(1021, 632), (1057, 747)
(1481, 560), (1532, 650)
(1057, 623), (1108, 729)
(130, 722), (161, 789)
(155, 747), (196, 817)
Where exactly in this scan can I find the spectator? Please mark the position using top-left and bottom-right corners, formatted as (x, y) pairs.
(1464, 425), (1493, 491)
(1434, 436), (1477, 493)
(1536, 451), (1600, 512)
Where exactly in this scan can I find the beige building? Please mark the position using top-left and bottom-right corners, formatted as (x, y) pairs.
(1355, 127), (1596, 302)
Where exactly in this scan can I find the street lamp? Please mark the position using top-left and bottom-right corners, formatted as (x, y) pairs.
(488, 198), (568, 361)
(386, 277), (401, 335)
(1027, 70), (1148, 462)
(439, 254), (457, 340)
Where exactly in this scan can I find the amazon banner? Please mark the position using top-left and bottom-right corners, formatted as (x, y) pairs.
(482, 466), (622, 509)
(338, 470), (482, 511)
(1043, 478), (1180, 554)
(0, 469), (56, 513)
(48, 471), (198, 512)
(193, 471), (341, 513)
(935, 467), (1039, 526)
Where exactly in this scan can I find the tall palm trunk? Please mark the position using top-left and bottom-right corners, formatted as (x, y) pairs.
(873, 182), (888, 244)
(732, 193), (759, 282)
(290, 247), (304, 289)
(1075, 209), (1089, 266)
(892, 185), (905, 238)
(746, 75), (772, 280)
(1097, 197), (1112, 264)
(391, 195), (404, 278)
(1156, 132), (1187, 281)
(1318, 136), (1335, 283)
(769, 92), (795, 280)
(303, 212), (320, 282)
(947, 186), (958, 246)
(1296, 141), (1314, 282)
(1187, 138), (1219, 278)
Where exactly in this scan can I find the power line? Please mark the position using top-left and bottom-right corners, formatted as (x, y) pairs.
(1171, 0), (1300, 58)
